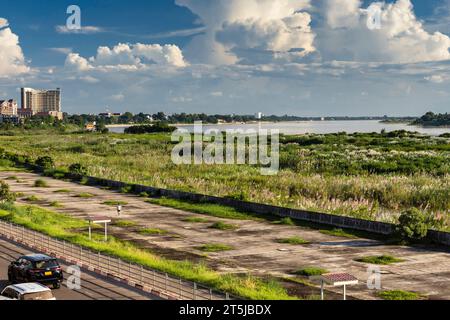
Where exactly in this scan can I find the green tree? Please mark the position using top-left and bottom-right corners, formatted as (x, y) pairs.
(119, 112), (134, 124)
(95, 122), (109, 134)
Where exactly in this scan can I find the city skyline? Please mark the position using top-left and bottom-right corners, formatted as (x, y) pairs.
(1, 0), (450, 116)
(0, 87), (63, 121)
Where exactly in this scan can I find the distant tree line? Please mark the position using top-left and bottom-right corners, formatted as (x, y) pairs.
(412, 112), (450, 127)
(62, 112), (411, 126)
(4, 111), (445, 131)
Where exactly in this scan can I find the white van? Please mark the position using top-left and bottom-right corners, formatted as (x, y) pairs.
(0, 283), (56, 301)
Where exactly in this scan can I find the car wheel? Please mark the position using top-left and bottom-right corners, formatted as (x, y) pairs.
(53, 282), (61, 290)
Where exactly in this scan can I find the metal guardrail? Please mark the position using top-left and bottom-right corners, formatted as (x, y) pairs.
(0, 220), (234, 300)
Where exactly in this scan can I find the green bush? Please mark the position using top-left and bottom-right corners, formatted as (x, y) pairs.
(0, 181), (16, 203)
(138, 228), (168, 235)
(125, 122), (176, 134)
(294, 267), (328, 277)
(24, 195), (40, 202)
(276, 237), (309, 245)
(377, 290), (421, 300)
(209, 222), (238, 231)
(69, 163), (88, 176)
(35, 156), (55, 169)
(74, 193), (94, 199)
(396, 208), (429, 241)
(34, 179), (49, 188)
(197, 243), (233, 252)
(355, 255), (403, 265)
(274, 217), (295, 226)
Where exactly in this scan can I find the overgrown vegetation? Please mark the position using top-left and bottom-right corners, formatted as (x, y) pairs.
(294, 267), (328, 277)
(274, 217), (295, 226)
(147, 198), (262, 221)
(34, 179), (49, 188)
(68, 163), (88, 176)
(0, 181), (16, 203)
(0, 129), (448, 229)
(49, 201), (64, 208)
(183, 216), (210, 223)
(377, 290), (421, 300)
(138, 228), (168, 236)
(0, 203), (295, 300)
(276, 237), (310, 245)
(54, 189), (71, 193)
(24, 195), (41, 202)
(396, 208), (430, 242)
(209, 222), (239, 231)
(103, 200), (128, 206)
(355, 255), (404, 265)
(197, 243), (234, 253)
(114, 220), (138, 228)
(74, 193), (95, 199)
(125, 122), (176, 134)
(319, 228), (357, 239)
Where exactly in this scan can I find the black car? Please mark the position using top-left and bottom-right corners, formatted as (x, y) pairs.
(8, 254), (64, 289)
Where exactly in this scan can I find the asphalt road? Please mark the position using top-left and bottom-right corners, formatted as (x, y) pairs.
(0, 237), (160, 300)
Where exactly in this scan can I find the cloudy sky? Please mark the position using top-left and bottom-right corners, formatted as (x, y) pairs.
(1, 0), (450, 116)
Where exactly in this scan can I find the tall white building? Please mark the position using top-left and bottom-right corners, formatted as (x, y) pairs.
(20, 87), (63, 119)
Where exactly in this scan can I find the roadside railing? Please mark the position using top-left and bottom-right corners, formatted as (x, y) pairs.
(0, 220), (234, 300)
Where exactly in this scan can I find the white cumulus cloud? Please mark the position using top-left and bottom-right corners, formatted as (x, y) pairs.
(66, 43), (188, 72)
(0, 19), (30, 77)
(0, 17), (9, 28)
(175, 0), (315, 64)
(318, 0), (450, 64)
(55, 25), (106, 34)
(65, 53), (92, 71)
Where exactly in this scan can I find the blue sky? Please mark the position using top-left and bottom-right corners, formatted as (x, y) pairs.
(1, 0), (450, 116)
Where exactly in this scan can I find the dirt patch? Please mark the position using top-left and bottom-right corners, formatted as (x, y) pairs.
(110, 228), (205, 263)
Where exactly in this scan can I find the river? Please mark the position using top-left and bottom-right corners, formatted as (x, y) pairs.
(107, 120), (449, 136)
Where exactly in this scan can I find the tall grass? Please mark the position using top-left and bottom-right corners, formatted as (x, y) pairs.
(0, 132), (448, 228)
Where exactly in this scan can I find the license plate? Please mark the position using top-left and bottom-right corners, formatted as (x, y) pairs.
(45, 271), (52, 276)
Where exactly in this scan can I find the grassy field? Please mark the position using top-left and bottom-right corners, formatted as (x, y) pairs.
(0, 130), (448, 228)
(0, 203), (295, 300)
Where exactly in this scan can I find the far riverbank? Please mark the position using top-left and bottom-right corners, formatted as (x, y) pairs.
(107, 120), (450, 136)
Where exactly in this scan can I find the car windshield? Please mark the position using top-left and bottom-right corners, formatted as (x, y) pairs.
(21, 291), (54, 301)
(34, 259), (58, 269)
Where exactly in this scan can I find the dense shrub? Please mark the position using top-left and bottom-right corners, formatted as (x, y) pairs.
(69, 163), (88, 176)
(35, 156), (55, 169)
(0, 181), (16, 203)
(396, 208), (429, 241)
(125, 122), (176, 134)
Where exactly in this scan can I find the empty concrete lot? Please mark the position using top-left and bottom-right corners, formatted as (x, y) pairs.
(1, 171), (450, 300)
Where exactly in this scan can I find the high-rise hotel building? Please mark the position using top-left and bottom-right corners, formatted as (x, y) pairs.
(20, 87), (63, 120)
